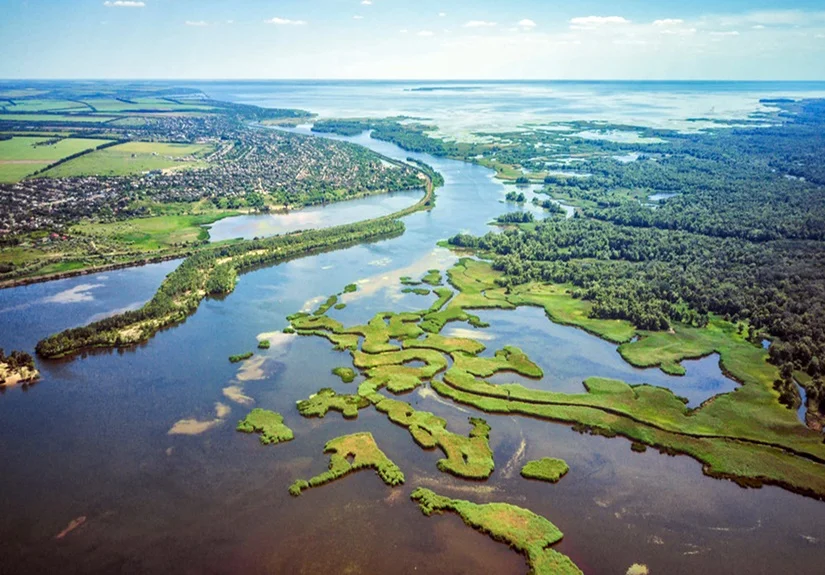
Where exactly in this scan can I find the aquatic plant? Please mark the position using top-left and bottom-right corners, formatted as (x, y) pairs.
(236, 409), (294, 445)
(289, 432), (404, 496)
(332, 366), (357, 383)
(410, 488), (583, 575)
(521, 458), (569, 483)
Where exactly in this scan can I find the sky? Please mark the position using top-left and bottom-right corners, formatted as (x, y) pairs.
(1, 1), (824, 80)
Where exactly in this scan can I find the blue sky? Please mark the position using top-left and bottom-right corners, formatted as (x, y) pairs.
(1, 1), (824, 79)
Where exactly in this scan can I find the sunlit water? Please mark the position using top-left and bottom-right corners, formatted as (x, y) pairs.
(194, 79), (825, 137)
(1, 84), (824, 574)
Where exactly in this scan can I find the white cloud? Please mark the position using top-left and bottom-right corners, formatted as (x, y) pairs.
(417, 30), (434, 37)
(710, 30), (740, 36)
(652, 19), (683, 26)
(659, 27), (697, 36)
(752, 24), (765, 29)
(353, 15), (363, 20)
(518, 19), (537, 29)
(463, 20), (497, 28)
(185, 21), (208, 27)
(570, 16), (630, 29)
(361, 0), (372, 4)
(399, 29), (409, 34)
(226, 20), (234, 24)
(439, 12), (446, 18)
(265, 17), (307, 26)
(103, 1), (145, 7)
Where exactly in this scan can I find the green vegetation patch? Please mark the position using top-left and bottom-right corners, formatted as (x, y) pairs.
(422, 269), (443, 286)
(402, 287), (431, 296)
(297, 388), (370, 419)
(410, 488), (582, 575)
(72, 213), (238, 251)
(313, 295), (338, 316)
(257, 339), (271, 350)
(40, 141), (213, 177)
(332, 366), (357, 383)
(521, 458), (570, 483)
(374, 397), (495, 479)
(453, 346), (543, 379)
(229, 352), (253, 363)
(0, 136), (113, 182)
(289, 432), (404, 496)
(236, 409), (294, 445)
(343, 283), (358, 293)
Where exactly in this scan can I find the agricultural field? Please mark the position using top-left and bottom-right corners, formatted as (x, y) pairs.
(0, 100), (88, 112)
(0, 136), (113, 182)
(39, 141), (214, 177)
(83, 98), (216, 113)
(0, 113), (117, 123)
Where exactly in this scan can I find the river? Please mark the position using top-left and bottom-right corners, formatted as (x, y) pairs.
(0, 126), (823, 574)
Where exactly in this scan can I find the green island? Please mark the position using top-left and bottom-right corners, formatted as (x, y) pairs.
(236, 408), (294, 445)
(0, 348), (39, 387)
(410, 488), (583, 575)
(521, 458), (570, 483)
(288, 432), (404, 496)
(331, 366), (357, 383)
(257, 339), (271, 350)
(229, 352), (254, 363)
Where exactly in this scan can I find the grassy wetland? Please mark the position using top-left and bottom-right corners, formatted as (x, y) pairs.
(282, 258), (825, 499)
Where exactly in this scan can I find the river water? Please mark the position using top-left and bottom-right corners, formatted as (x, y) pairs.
(1, 113), (824, 573)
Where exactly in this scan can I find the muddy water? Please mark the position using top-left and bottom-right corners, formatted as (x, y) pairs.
(0, 129), (823, 574)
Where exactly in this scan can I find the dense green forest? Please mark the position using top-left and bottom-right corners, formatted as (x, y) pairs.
(449, 100), (825, 420)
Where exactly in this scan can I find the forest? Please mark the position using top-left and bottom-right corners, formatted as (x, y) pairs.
(449, 99), (825, 420)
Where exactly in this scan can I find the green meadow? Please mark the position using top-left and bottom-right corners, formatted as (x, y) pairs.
(0, 136), (113, 182)
(40, 141), (213, 177)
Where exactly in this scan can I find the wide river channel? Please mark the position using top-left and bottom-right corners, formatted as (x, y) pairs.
(0, 127), (823, 574)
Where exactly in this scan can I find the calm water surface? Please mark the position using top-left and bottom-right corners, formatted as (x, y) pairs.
(1, 90), (824, 574)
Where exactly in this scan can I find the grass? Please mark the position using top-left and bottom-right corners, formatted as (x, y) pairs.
(289, 432), (404, 496)
(236, 408), (294, 445)
(332, 367), (357, 383)
(410, 488), (583, 575)
(422, 269), (443, 286)
(343, 283), (358, 293)
(374, 397), (495, 479)
(402, 287), (431, 296)
(1, 100), (86, 112)
(352, 348), (449, 394)
(258, 340), (271, 349)
(229, 352), (253, 363)
(40, 141), (213, 177)
(0, 114), (118, 123)
(404, 333), (486, 356)
(521, 458), (570, 483)
(0, 136), (112, 182)
(313, 295), (339, 316)
(296, 388), (370, 419)
(453, 346), (543, 379)
(72, 213), (237, 251)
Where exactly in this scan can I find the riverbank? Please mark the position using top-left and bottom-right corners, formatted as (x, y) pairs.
(34, 173), (435, 359)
